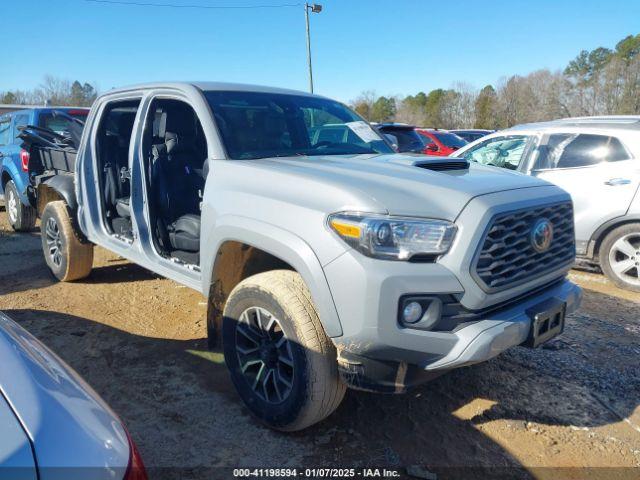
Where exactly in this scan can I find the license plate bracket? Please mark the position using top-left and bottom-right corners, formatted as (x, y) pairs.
(523, 298), (566, 348)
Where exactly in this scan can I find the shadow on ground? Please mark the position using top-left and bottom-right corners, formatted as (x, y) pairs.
(4, 302), (639, 479)
(0, 224), (158, 295)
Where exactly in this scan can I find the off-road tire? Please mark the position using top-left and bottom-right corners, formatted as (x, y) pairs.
(40, 201), (93, 282)
(599, 222), (640, 292)
(5, 180), (36, 231)
(222, 270), (346, 431)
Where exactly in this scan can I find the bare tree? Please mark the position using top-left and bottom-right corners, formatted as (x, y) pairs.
(1, 75), (99, 107)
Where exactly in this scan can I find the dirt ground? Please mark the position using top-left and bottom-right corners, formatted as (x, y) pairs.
(0, 209), (639, 480)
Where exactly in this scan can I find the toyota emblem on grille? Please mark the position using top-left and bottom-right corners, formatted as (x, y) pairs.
(531, 218), (554, 253)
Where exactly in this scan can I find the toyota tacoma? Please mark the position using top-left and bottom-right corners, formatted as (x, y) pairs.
(24, 82), (582, 431)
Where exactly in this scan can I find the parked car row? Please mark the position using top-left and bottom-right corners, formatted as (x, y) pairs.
(375, 123), (494, 156)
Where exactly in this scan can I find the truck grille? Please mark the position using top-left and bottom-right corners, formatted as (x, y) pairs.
(472, 202), (575, 292)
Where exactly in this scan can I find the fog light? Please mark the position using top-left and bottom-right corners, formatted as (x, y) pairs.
(402, 301), (423, 324)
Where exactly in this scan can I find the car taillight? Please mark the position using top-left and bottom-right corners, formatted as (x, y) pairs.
(123, 429), (148, 480)
(20, 149), (30, 172)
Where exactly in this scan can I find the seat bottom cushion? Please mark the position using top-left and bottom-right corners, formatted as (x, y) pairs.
(111, 217), (132, 237)
(115, 197), (131, 218)
(168, 214), (200, 252)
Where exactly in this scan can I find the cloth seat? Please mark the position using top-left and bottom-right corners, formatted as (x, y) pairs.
(168, 214), (200, 252)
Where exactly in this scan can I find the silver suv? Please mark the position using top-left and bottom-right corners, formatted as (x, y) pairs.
(455, 116), (640, 292)
(26, 82), (582, 430)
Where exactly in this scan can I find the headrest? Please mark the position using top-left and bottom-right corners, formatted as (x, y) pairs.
(154, 111), (167, 138)
(165, 131), (180, 154)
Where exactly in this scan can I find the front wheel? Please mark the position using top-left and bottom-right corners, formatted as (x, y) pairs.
(40, 201), (94, 282)
(5, 180), (36, 231)
(599, 223), (640, 292)
(222, 270), (346, 431)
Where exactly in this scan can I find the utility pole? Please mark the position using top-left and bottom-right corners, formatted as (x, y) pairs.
(305, 3), (322, 94)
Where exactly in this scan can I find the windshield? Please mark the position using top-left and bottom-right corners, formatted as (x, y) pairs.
(205, 91), (393, 160)
(433, 132), (467, 148)
(457, 135), (531, 170)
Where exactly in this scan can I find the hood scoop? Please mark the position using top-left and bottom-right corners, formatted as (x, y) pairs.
(414, 159), (470, 172)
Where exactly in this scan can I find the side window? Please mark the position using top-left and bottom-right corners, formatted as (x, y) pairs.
(13, 114), (30, 141)
(535, 133), (631, 170)
(0, 119), (11, 146)
(461, 135), (531, 170)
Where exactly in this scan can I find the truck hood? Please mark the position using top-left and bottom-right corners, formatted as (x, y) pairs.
(244, 153), (550, 220)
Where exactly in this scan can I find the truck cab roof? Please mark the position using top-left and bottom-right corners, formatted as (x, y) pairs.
(102, 81), (327, 100)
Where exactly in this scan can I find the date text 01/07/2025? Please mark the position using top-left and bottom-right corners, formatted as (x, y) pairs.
(232, 468), (403, 478)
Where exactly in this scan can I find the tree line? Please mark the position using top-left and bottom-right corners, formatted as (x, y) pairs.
(351, 33), (640, 130)
(1, 75), (98, 107)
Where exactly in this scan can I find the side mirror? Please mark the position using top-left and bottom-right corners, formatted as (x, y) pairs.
(426, 143), (438, 152)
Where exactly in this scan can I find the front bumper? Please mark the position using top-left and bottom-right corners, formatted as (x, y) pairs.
(325, 247), (582, 391)
(422, 278), (581, 371)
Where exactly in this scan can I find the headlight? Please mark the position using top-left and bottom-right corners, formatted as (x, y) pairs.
(328, 213), (457, 260)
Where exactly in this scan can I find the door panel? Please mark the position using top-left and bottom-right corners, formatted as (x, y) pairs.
(532, 132), (640, 251)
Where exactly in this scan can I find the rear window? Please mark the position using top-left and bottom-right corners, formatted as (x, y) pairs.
(535, 133), (631, 169)
(38, 110), (88, 134)
(382, 128), (425, 153)
(433, 132), (467, 148)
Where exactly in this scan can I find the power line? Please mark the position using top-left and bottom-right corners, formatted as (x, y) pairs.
(84, 0), (302, 9)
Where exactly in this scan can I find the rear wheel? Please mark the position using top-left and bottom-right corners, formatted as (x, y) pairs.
(599, 223), (640, 292)
(40, 201), (94, 282)
(5, 180), (36, 231)
(222, 270), (345, 431)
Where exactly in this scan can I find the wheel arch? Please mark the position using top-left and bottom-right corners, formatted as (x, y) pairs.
(0, 160), (32, 203)
(587, 215), (640, 260)
(202, 217), (343, 349)
(1, 168), (12, 189)
(36, 175), (77, 214)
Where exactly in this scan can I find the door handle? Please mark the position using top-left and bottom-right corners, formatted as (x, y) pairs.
(604, 178), (631, 186)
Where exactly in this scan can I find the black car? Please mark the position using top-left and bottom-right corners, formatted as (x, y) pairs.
(375, 123), (427, 153)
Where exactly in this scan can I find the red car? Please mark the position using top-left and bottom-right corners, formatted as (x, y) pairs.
(416, 129), (468, 156)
